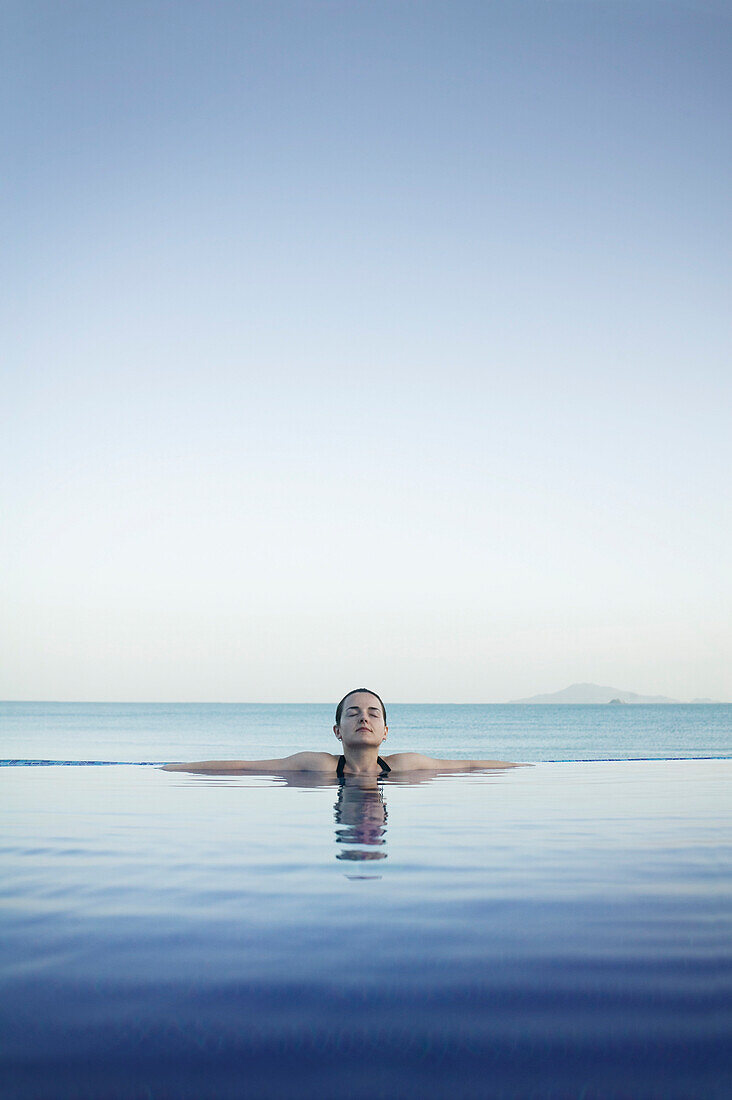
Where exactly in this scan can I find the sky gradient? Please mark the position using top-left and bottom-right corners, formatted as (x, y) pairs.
(2, 1), (731, 702)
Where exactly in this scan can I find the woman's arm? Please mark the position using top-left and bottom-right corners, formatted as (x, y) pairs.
(161, 752), (335, 774)
(385, 753), (522, 773)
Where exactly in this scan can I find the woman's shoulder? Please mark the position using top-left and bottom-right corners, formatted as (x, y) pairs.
(281, 751), (339, 772)
(382, 752), (436, 772)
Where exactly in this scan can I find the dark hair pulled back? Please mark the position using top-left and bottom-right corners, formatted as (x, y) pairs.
(335, 689), (387, 726)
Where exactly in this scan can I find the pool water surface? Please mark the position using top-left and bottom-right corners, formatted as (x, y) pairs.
(1, 760), (731, 1098)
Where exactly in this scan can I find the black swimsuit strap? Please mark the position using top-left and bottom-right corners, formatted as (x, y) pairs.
(337, 755), (391, 778)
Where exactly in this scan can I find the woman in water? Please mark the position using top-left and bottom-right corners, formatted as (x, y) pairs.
(162, 688), (519, 775)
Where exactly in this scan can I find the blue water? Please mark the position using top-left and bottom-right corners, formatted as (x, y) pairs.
(1, 700), (730, 762)
(1, 704), (731, 1098)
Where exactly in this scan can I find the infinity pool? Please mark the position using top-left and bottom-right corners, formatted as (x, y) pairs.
(2, 760), (731, 1098)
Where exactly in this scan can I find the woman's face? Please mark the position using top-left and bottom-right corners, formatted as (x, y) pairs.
(334, 692), (388, 748)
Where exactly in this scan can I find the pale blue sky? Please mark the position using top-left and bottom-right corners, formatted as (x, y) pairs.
(2, 1), (730, 701)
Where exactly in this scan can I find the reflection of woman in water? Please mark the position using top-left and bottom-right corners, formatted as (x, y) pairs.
(163, 689), (519, 776)
(334, 779), (388, 862)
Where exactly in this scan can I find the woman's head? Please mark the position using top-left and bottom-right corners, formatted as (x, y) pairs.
(335, 689), (387, 726)
(333, 689), (388, 749)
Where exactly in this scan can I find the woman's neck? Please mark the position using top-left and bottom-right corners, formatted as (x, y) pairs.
(340, 744), (384, 775)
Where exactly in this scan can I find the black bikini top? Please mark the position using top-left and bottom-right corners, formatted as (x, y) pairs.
(336, 754), (391, 778)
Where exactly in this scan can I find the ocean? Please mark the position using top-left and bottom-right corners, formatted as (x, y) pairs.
(1, 702), (731, 1098)
(2, 700), (730, 764)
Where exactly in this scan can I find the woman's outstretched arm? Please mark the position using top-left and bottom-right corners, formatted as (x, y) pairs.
(385, 753), (523, 772)
(161, 752), (335, 774)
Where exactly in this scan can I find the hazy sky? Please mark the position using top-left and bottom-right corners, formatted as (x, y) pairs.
(2, 1), (730, 702)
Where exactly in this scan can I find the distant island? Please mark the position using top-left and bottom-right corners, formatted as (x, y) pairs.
(509, 682), (722, 704)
